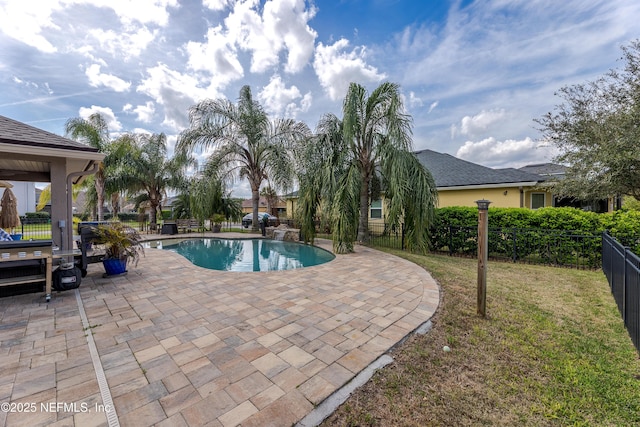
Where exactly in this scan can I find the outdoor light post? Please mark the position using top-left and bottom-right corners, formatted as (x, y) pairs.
(476, 199), (491, 317)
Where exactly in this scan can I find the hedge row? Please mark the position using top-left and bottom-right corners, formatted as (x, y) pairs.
(433, 206), (640, 235)
(430, 207), (640, 265)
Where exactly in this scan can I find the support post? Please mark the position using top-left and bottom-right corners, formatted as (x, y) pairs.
(476, 199), (491, 317)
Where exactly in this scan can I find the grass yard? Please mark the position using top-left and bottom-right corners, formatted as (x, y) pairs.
(323, 250), (640, 426)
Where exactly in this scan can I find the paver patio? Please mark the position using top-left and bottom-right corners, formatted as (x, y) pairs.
(0, 235), (439, 427)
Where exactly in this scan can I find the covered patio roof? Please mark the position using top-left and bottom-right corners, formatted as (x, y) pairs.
(0, 114), (105, 251)
(0, 115), (104, 183)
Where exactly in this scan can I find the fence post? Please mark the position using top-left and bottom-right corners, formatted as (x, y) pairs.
(623, 247), (628, 323)
(476, 199), (491, 318)
(401, 223), (405, 251)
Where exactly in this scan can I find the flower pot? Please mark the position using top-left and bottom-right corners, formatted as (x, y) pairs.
(102, 257), (127, 276)
(10, 234), (21, 241)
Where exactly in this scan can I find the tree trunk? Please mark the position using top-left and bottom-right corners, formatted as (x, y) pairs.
(357, 173), (370, 243)
(251, 187), (260, 232)
(96, 177), (105, 221)
(149, 199), (159, 225)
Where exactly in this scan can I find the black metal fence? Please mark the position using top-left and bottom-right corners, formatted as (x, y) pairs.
(602, 232), (640, 353)
(9, 218), (146, 242)
(9, 217), (52, 241)
(369, 222), (603, 269)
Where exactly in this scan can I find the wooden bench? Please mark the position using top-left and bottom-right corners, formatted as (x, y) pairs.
(176, 218), (201, 233)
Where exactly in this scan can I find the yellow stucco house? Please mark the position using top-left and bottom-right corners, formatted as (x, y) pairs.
(283, 149), (614, 223)
(414, 149), (553, 209)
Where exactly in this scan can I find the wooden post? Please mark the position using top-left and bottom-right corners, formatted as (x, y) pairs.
(476, 199), (491, 317)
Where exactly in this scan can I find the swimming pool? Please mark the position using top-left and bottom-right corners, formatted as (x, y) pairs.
(154, 238), (335, 272)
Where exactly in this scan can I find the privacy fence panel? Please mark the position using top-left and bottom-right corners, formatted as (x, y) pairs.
(602, 232), (640, 353)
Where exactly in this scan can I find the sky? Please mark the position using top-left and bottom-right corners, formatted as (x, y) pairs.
(0, 0), (638, 198)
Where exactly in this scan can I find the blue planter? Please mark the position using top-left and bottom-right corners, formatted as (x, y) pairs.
(10, 234), (21, 241)
(102, 258), (127, 276)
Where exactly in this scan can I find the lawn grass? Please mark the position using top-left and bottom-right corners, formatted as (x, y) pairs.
(322, 250), (640, 426)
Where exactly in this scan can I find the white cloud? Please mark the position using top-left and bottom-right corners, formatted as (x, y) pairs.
(85, 64), (131, 92)
(137, 63), (217, 131)
(129, 101), (156, 123)
(78, 105), (122, 131)
(224, 0), (317, 74)
(0, 1), (62, 52)
(203, 0), (232, 12)
(0, 0), (176, 54)
(88, 26), (157, 59)
(186, 25), (244, 87)
(313, 39), (386, 101)
(456, 136), (553, 168)
(458, 109), (507, 137)
(406, 91), (423, 109)
(82, 0), (179, 26)
(428, 101), (439, 113)
(258, 75), (311, 117)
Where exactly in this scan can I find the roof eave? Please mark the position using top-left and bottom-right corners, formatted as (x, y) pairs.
(437, 182), (540, 191)
(0, 141), (105, 161)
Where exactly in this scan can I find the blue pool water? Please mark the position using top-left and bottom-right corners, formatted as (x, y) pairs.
(157, 238), (335, 272)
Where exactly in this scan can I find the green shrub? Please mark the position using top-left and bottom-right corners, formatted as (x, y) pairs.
(601, 209), (640, 252)
(429, 206), (619, 266)
(24, 211), (50, 219)
(533, 207), (602, 234)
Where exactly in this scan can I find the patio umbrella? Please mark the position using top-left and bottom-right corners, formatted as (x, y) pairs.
(0, 187), (21, 232)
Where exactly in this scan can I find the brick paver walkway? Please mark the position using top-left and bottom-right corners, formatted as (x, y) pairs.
(0, 235), (439, 426)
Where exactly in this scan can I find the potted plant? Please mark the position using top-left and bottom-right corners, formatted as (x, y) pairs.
(93, 222), (144, 276)
(211, 213), (226, 233)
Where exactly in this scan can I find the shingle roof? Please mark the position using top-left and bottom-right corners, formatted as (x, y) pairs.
(518, 163), (566, 177)
(414, 149), (544, 187)
(0, 114), (99, 153)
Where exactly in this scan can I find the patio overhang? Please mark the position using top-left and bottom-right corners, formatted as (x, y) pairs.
(0, 115), (105, 253)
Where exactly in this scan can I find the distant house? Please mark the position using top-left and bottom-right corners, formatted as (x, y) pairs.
(518, 163), (614, 212)
(0, 181), (36, 216)
(282, 149), (617, 222)
(241, 196), (286, 217)
(414, 149), (550, 209)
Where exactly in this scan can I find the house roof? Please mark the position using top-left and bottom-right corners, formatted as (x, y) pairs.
(518, 163), (566, 178)
(0, 114), (104, 183)
(0, 115), (99, 152)
(414, 149), (544, 188)
(241, 196), (286, 209)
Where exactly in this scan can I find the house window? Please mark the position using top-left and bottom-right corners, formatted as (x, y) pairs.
(531, 193), (546, 209)
(370, 199), (382, 219)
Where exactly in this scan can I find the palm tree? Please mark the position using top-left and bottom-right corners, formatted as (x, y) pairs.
(65, 113), (111, 220)
(260, 185), (278, 216)
(297, 82), (438, 253)
(189, 167), (243, 227)
(177, 85), (310, 232)
(108, 133), (191, 225)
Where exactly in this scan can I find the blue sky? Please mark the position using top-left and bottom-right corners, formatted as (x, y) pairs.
(0, 0), (638, 197)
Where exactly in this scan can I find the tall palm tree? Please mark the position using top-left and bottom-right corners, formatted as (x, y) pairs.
(65, 113), (111, 220)
(108, 133), (191, 225)
(177, 85), (310, 232)
(297, 82), (438, 253)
